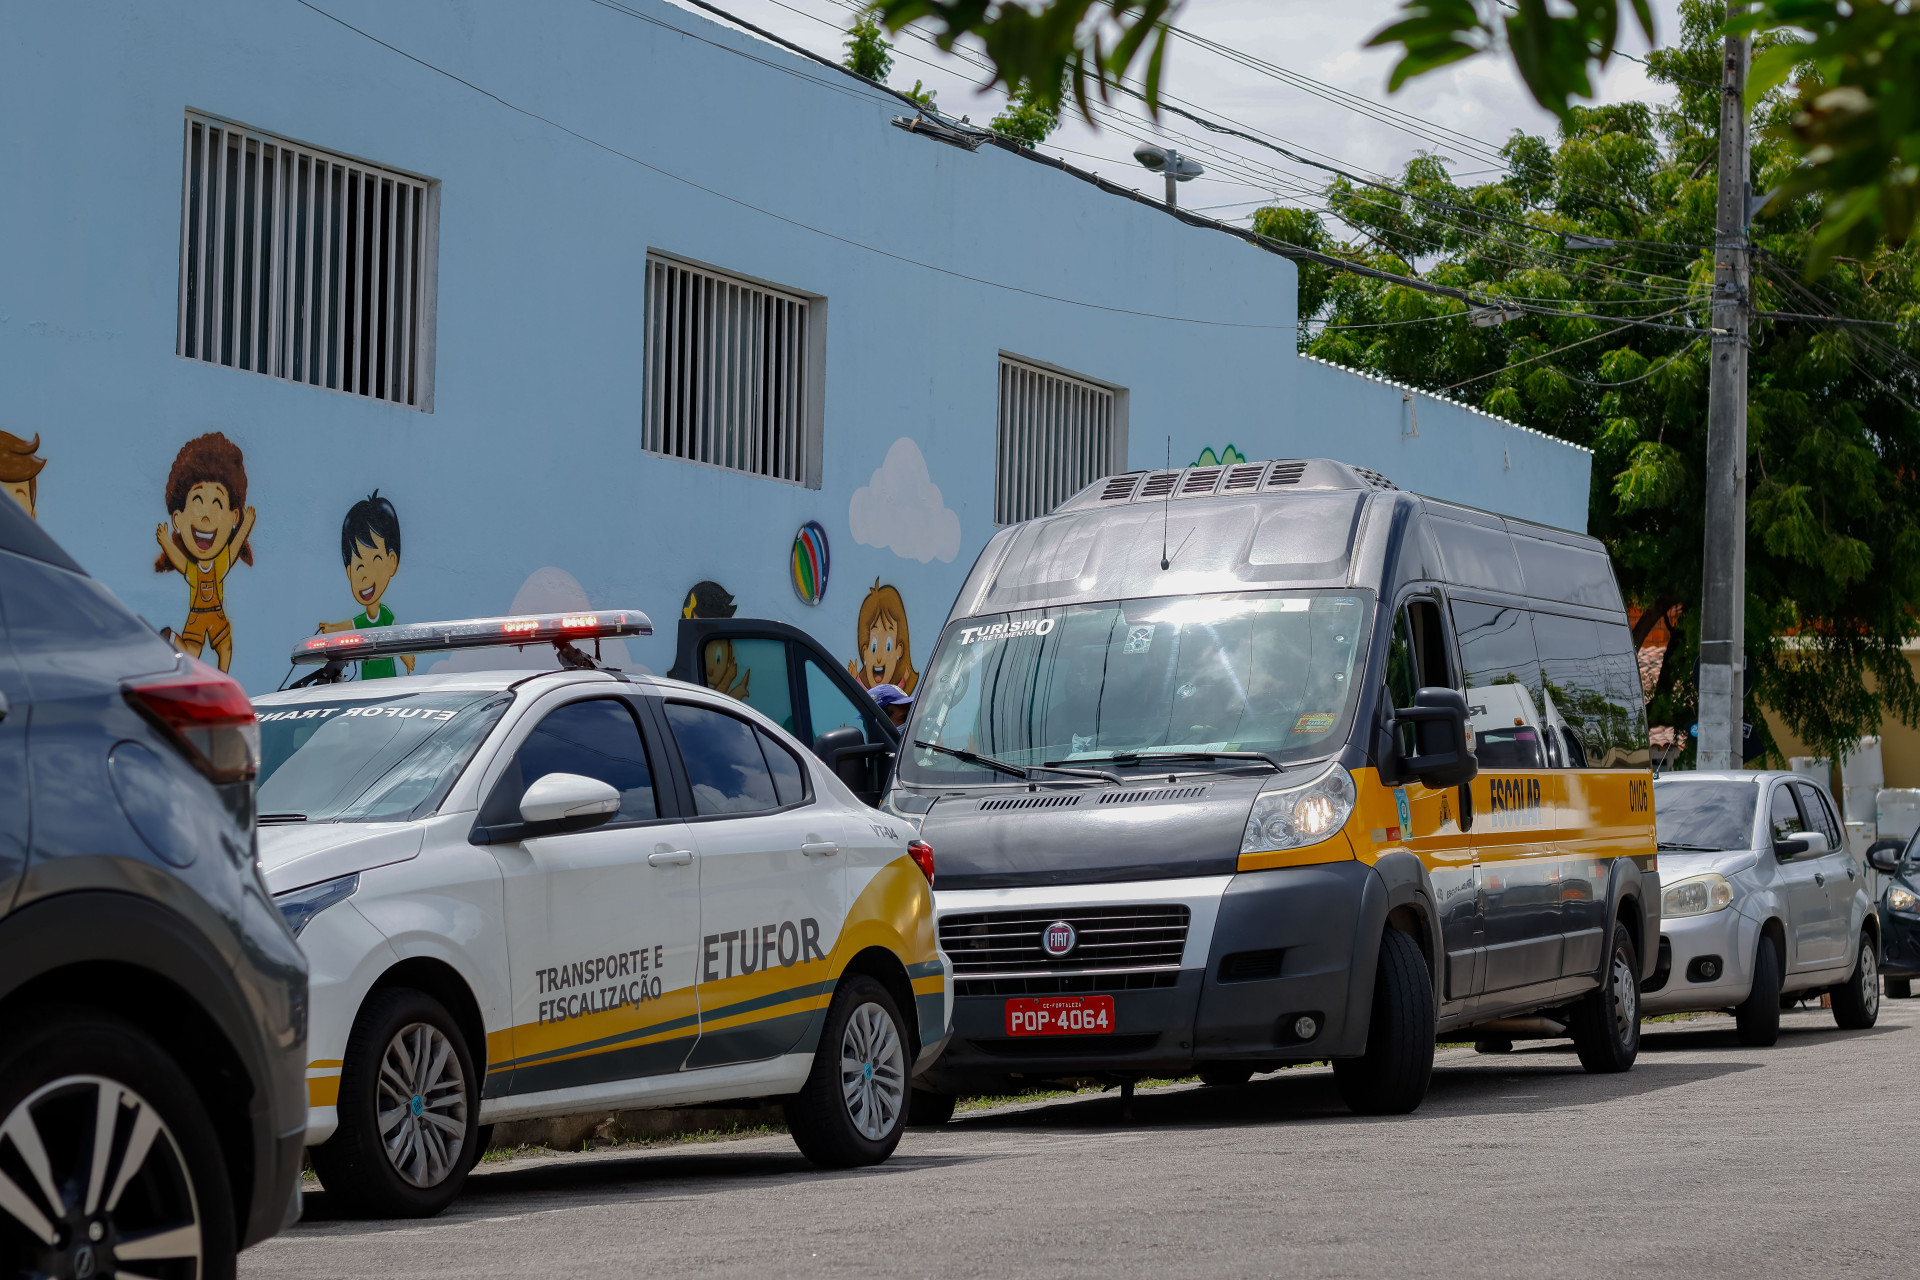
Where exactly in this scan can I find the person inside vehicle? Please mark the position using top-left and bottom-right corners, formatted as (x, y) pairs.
(868, 682), (913, 728)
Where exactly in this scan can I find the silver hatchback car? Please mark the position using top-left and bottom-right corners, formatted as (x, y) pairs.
(1643, 771), (1880, 1043)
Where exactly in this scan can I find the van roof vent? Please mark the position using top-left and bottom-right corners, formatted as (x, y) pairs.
(979, 793), (1084, 811)
(1099, 473), (1144, 502)
(1180, 467), (1223, 496)
(1266, 460), (1307, 487)
(1137, 470), (1180, 498)
(1352, 466), (1398, 490)
(1221, 463), (1265, 492)
(1097, 785), (1211, 804)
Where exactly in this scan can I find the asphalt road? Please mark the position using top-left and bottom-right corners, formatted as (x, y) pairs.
(243, 1002), (1919, 1279)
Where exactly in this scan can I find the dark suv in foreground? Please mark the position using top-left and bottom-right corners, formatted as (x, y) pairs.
(0, 497), (307, 1277)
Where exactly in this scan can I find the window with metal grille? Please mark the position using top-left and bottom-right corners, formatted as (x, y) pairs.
(176, 113), (438, 409)
(642, 255), (820, 487)
(995, 356), (1126, 525)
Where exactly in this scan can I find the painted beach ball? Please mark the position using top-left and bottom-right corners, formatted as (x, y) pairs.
(791, 520), (829, 606)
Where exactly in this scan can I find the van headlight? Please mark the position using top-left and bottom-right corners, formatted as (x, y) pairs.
(1889, 884), (1919, 912)
(1242, 763), (1356, 854)
(1662, 873), (1734, 919)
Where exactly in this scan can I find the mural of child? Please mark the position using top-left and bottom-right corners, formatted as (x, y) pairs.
(848, 580), (918, 694)
(153, 432), (255, 673)
(318, 490), (412, 679)
(682, 580), (749, 699)
(1, 431), (45, 519)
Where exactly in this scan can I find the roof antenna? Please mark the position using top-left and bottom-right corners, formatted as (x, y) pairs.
(1160, 435), (1173, 570)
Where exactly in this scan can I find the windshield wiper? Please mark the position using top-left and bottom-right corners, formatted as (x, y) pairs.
(1656, 841), (1725, 852)
(1048, 750), (1283, 774)
(913, 741), (1122, 785)
(257, 812), (309, 825)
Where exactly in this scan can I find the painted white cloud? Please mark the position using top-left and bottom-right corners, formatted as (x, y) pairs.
(427, 566), (638, 673)
(849, 437), (962, 565)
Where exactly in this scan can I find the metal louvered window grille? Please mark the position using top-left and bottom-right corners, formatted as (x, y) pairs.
(643, 256), (816, 486)
(996, 357), (1123, 525)
(176, 113), (438, 409)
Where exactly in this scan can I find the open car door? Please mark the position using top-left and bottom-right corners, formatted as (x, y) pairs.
(667, 617), (899, 806)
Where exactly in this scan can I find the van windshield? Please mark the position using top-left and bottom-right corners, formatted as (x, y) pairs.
(901, 591), (1371, 782)
(256, 691), (511, 823)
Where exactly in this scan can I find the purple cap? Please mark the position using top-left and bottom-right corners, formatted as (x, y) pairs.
(867, 683), (913, 707)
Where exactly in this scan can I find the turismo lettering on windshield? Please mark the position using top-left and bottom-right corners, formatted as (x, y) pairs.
(959, 618), (1056, 645)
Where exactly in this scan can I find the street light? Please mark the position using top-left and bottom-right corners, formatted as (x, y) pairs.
(1133, 143), (1204, 208)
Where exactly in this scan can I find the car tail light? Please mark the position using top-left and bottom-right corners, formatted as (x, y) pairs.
(125, 660), (260, 784)
(907, 840), (935, 884)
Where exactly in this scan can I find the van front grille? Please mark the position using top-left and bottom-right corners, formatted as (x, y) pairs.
(957, 972), (1179, 997)
(1096, 785), (1210, 804)
(940, 905), (1191, 975)
(978, 794), (1083, 812)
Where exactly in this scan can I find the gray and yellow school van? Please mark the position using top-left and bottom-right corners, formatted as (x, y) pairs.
(887, 457), (1658, 1115)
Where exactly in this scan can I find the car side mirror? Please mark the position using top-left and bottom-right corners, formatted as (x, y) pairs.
(1867, 838), (1906, 874)
(519, 772), (621, 829)
(1391, 687), (1479, 790)
(1773, 835), (1810, 860)
(813, 726), (893, 805)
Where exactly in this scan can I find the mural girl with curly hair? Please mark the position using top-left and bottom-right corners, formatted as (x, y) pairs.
(847, 579), (917, 694)
(153, 431), (256, 672)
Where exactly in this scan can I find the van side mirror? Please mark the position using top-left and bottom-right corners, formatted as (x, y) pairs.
(1866, 838), (1905, 874)
(813, 726), (892, 806)
(1391, 687), (1478, 790)
(1773, 835), (1810, 860)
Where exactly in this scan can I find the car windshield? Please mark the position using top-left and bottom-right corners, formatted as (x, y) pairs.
(256, 691), (511, 823)
(1653, 779), (1758, 852)
(901, 590), (1371, 782)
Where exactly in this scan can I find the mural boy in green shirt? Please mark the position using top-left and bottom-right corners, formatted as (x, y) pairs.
(318, 490), (412, 679)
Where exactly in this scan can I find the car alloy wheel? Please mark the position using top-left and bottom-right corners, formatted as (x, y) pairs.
(0, 1074), (203, 1279)
(378, 1023), (469, 1189)
(839, 1002), (906, 1142)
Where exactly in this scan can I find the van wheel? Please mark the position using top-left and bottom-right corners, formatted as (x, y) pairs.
(1888, 978), (1913, 1000)
(1333, 928), (1434, 1116)
(0, 1011), (237, 1280)
(906, 1089), (957, 1126)
(1830, 934), (1881, 1030)
(785, 974), (908, 1167)
(1198, 1066), (1255, 1088)
(1735, 935), (1783, 1047)
(309, 988), (478, 1219)
(1570, 924), (1640, 1073)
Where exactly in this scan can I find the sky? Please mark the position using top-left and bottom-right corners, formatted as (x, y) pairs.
(667, 0), (1692, 231)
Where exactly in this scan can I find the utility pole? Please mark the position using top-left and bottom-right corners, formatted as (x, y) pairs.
(1696, 10), (1751, 772)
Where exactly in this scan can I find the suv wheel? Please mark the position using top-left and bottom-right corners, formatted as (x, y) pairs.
(1332, 927), (1434, 1115)
(1830, 934), (1881, 1030)
(0, 1011), (236, 1280)
(1888, 978), (1913, 1000)
(785, 974), (909, 1167)
(1734, 934), (1783, 1047)
(1569, 924), (1641, 1073)
(310, 988), (479, 1218)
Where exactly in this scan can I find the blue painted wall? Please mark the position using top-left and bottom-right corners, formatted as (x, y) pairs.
(0, 0), (1590, 695)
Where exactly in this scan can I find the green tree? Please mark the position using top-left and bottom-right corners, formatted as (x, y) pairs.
(845, 10), (936, 107)
(1287, 1), (1920, 763)
(864, 2), (1920, 275)
(843, 12), (895, 82)
(991, 79), (1063, 146)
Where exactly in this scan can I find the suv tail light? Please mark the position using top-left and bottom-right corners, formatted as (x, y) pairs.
(907, 839), (935, 885)
(125, 660), (260, 784)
